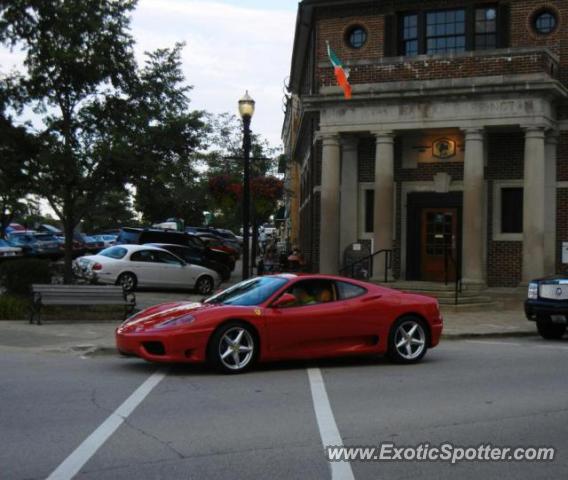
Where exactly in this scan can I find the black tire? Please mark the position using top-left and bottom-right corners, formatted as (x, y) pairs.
(207, 321), (258, 374)
(387, 316), (429, 364)
(537, 319), (566, 340)
(117, 272), (137, 292)
(196, 275), (214, 295)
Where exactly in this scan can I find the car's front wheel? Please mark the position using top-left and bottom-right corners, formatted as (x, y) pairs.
(537, 318), (566, 340)
(117, 272), (137, 292)
(196, 275), (214, 295)
(208, 322), (258, 374)
(388, 316), (429, 364)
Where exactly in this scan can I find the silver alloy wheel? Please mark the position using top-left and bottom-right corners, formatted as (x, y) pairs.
(218, 327), (254, 371)
(197, 276), (213, 295)
(394, 320), (426, 361)
(119, 273), (135, 291)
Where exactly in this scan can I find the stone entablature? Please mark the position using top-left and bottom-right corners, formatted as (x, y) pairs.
(315, 95), (558, 135)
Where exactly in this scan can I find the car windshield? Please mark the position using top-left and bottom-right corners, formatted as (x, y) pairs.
(116, 229), (140, 244)
(99, 246), (128, 259)
(205, 277), (288, 306)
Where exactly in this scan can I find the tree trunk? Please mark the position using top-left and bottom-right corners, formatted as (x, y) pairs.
(62, 213), (76, 284)
(0, 212), (13, 239)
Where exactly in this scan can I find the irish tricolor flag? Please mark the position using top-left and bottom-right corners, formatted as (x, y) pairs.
(327, 41), (352, 99)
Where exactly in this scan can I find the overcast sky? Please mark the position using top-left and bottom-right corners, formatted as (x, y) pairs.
(0, 0), (299, 147)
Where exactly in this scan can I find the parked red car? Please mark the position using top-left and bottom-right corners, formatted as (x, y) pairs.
(116, 274), (443, 373)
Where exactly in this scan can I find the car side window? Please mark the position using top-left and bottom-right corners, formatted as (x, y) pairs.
(155, 251), (183, 265)
(130, 250), (156, 263)
(282, 280), (337, 307)
(336, 281), (367, 300)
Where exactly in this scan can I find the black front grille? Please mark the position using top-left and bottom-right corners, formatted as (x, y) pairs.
(142, 341), (166, 356)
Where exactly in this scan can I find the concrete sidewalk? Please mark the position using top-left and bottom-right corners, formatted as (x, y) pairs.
(0, 301), (536, 356)
(441, 306), (535, 337)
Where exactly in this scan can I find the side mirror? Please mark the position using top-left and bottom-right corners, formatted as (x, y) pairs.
(272, 293), (297, 308)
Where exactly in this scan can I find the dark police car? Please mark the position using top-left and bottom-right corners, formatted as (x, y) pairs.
(525, 276), (568, 339)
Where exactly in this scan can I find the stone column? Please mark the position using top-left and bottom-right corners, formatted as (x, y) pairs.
(544, 132), (558, 275)
(339, 138), (359, 260)
(319, 133), (341, 274)
(372, 131), (395, 280)
(522, 127), (547, 282)
(462, 128), (486, 285)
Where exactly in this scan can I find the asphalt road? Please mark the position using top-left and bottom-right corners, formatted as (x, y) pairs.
(1, 337), (567, 480)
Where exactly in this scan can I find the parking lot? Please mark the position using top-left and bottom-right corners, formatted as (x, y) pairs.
(2, 337), (567, 480)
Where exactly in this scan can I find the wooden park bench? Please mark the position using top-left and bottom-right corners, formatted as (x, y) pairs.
(30, 284), (136, 325)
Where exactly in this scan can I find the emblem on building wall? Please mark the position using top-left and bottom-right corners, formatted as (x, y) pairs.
(432, 138), (456, 159)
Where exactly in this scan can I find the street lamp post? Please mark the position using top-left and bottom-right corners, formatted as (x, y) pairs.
(238, 91), (255, 280)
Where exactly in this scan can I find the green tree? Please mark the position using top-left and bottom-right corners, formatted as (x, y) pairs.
(0, 0), (138, 281)
(129, 44), (208, 227)
(0, 94), (38, 237)
(81, 188), (138, 233)
(204, 113), (281, 230)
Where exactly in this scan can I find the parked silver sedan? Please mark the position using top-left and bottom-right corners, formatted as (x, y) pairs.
(75, 245), (221, 294)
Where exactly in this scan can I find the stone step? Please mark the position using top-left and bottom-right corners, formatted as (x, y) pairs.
(440, 301), (503, 312)
(380, 281), (485, 293)
(402, 290), (485, 299)
(436, 295), (494, 305)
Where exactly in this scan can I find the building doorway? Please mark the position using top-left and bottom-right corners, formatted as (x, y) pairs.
(406, 192), (462, 282)
(420, 208), (458, 282)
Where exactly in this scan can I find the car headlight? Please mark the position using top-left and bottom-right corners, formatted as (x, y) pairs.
(528, 283), (539, 300)
(153, 314), (196, 330)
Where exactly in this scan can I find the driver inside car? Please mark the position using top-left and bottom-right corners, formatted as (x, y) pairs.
(291, 286), (317, 306)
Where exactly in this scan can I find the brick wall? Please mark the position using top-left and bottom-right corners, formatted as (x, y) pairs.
(557, 188), (568, 273)
(486, 131), (524, 286)
(558, 132), (568, 181)
(313, 0), (565, 89)
(358, 137), (374, 182)
(317, 9), (384, 65)
(487, 131), (525, 179)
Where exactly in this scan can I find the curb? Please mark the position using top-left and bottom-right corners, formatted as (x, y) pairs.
(442, 331), (537, 340)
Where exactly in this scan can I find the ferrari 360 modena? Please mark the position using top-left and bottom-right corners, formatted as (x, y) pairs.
(116, 274), (443, 373)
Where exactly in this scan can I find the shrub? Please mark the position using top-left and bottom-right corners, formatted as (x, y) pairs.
(0, 259), (52, 296)
(0, 295), (29, 320)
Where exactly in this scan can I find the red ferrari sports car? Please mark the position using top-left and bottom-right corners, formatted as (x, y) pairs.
(116, 274), (443, 373)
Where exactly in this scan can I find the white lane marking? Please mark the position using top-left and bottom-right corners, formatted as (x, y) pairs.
(307, 368), (355, 480)
(467, 340), (568, 350)
(47, 371), (167, 480)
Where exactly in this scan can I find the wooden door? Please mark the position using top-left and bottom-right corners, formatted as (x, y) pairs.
(420, 208), (458, 282)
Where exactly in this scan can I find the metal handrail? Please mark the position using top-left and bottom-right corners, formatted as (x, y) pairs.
(444, 243), (462, 305)
(340, 249), (395, 283)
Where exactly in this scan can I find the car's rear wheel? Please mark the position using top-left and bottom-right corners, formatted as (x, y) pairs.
(388, 316), (429, 364)
(196, 275), (214, 295)
(537, 318), (566, 340)
(208, 322), (258, 374)
(117, 272), (137, 292)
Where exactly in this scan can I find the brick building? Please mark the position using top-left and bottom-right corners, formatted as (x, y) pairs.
(282, 0), (568, 288)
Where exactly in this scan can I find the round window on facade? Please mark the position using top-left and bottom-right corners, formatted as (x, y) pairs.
(533, 9), (558, 35)
(346, 26), (368, 49)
